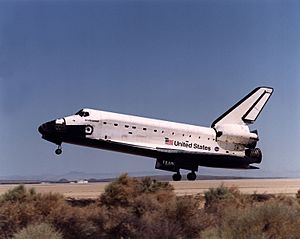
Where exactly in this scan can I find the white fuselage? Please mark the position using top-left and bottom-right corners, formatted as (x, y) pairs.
(39, 86), (273, 180)
(63, 109), (244, 158)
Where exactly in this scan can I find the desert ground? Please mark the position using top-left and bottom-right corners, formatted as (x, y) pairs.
(1, 178), (300, 199)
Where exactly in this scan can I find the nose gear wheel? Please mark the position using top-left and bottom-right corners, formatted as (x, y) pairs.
(55, 146), (62, 155)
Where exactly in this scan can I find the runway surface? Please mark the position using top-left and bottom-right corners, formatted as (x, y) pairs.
(1, 179), (300, 199)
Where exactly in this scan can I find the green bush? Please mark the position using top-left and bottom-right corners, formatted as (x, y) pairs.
(13, 223), (62, 239)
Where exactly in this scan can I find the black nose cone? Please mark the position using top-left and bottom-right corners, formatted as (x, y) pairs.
(38, 124), (46, 135)
(38, 120), (64, 145)
(38, 120), (56, 135)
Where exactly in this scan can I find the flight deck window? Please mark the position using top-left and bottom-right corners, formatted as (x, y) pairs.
(75, 110), (90, 117)
(75, 110), (82, 115)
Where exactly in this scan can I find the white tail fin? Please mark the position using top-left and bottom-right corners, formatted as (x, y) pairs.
(211, 87), (273, 127)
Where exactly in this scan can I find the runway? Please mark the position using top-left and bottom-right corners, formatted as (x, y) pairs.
(1, 179), (300, 199)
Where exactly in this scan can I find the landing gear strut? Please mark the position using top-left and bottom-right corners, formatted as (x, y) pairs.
(55, 145), (62, 155)
(172, 172), (182, 181)
(187, 171), (197, 181)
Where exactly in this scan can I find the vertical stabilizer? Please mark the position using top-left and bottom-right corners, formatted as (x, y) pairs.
(211, 87), (273, 127)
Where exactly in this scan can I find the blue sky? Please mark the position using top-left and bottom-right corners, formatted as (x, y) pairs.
(0, 0), (299, 178)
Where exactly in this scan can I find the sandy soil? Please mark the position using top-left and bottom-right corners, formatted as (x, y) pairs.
(1, 179), (300, 199)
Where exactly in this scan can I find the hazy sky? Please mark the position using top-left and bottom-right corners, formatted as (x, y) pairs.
(0, 0), (299, 178)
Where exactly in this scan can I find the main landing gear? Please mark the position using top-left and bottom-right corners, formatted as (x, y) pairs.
(155, 158), (198, 181)
(172, 171), (197, 181)
(187, 171), (197, 181)
(172, 172), (182, 181)
(55, 145), (62, 155)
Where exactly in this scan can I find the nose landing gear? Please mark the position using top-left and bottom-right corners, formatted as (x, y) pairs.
(55, 145), (62, 155)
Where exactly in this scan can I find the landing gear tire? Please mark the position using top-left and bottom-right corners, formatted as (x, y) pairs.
(55, 146), (62, 155)
(187, 172), (197, 181)
(172, 172), (182, 181)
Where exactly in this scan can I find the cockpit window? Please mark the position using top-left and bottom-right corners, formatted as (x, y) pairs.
(75, 109), (90, 117)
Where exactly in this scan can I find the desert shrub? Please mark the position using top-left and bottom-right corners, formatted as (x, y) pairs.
(169, 196), (202, 235)
(0, 186), (65, 239)
(13, 222), (62, 239)
(66, 198), (96, 207)
(163, 196), (207, 238)
(138, 177), (174, 194)
(100, 174), (174, 208)
(99, 174), (178, 238)
(0, 177), (242, 239)
(201, 200), (300, 239)
(136, 205), (182, 239)
(204, 184), (241, 209)
(100, 174), (140, 207)
(48, 203), (106, 239)
(204, 184), (248, 223)
(100, 174), (208, 238)
(0, 178), (179, 239)
(132, 193), (176, 238)
(295, 189), (300, 205)
(249, 192), (275, 203)
(0, 200), (38, 239)
(0, 197), (43, 238)
(133, 195), (207, 239)
(0, 185), (35, 203)
(203, 184), (271, 212)
(114, 192), (207, 238)
(272, 194), (299, 208)
(101, 206), (138, 238)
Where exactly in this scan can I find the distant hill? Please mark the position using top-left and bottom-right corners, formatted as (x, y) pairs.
(1, 168), (297, 184)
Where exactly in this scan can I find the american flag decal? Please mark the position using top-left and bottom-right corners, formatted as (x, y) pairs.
(165, 138), (174, 145)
